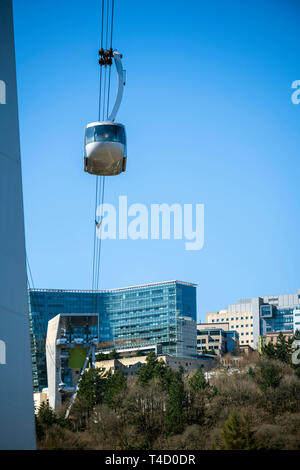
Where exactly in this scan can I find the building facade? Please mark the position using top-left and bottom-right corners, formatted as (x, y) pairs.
(46, 313), (99, 410)
(29, 280), (197, 391)
(197, 323), (239, 356)
(206, 289), (300, 350)
(259, 291), (300, 336)
(206, 303), (257, 348)
(258, 331), (294, 353)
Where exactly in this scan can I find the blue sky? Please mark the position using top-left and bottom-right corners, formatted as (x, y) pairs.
(13, 0), (300, 320)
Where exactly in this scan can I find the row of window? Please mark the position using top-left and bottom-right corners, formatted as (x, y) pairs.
(230, 324), (253, 329)
(211, 316), (253, 322)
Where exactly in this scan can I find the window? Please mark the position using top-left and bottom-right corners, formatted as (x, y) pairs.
(85, 124), (126, 145)
(85, 126), (95, 144)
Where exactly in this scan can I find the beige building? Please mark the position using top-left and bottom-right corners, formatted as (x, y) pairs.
(258, 331), (293, 352)
(33, 390), (49, 414)
(197, 323), (239, 357)
(207, 308), (254, 348)
(239, 344), (255, 355)
(95, 354), (217, 376)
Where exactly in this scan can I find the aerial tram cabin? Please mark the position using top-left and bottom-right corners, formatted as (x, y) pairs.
(84, 121), (126, 176)
(84, 50), (127, 176)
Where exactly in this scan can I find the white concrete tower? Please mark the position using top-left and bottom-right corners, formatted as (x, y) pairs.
(0, 0), (36, 449)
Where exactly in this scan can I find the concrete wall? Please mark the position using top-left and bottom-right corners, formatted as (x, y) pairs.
(46, 315), (61, 410)
(95, 354), (217, 376)
(0, 0), (36, 449)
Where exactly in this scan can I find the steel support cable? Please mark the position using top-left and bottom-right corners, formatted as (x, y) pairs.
(93, 178), (100, 291)
(110, 0), (115, 49)
(92, 176), (99, 290)
(93, 173), (103, 290)
(28, 284), (57, 374)
(101, 0), (110, 121)
(98, 67), (103, 122)
(102, 66), (107, 121)
(105, 0), (110, 50)
(69, 0), (115, 418)
(95, 0), (112, 290)
(92, 0), (115, 293)
(92, 0), (105, 291)
(26, 258), (48, 346)
(27, 288), (55, 370)
(95, 176), (105, 290)
(100, 0), (104, 49)
(94, 175), (103, 290)
(107, 0), (115, 117)
(26, 255), (56, 371)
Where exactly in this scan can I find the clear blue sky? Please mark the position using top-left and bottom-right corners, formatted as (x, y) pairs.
(13, 0), (300, 321)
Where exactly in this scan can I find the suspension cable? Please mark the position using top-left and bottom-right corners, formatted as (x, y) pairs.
(92, 0), (115, 293)
(95, 176), (105, 290)
(107, 0), (115, 116)
(26, 254), (56, 374)
(92, 176), (99, 290)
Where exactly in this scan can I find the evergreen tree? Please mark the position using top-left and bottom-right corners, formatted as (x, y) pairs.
(77, 368), (104, 413)
(189, 366), (208, 391)
(165, 369), (186, 435)
(261, 332), (293, 364)
(261, 342), (277, 360)
(103, 369), (126, 406)
(275, 332), (293, 363)
(35, 401), (71, 441)
(253, 359), (282, 392)
(217, 412), (258, 450)
(36, 401), (57, 427)
(137, 352), (167, 386)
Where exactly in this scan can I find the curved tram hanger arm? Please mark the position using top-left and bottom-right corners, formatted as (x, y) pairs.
(107, 50), (126, 122)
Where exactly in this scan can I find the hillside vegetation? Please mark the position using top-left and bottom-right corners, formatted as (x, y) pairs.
(36, 333), (300, 450)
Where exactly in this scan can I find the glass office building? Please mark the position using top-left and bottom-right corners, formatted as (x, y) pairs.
(29, 280), (197, 391)
(259, 290), (300, 336)
(260, 305), (294, 334)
